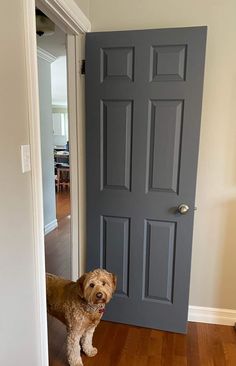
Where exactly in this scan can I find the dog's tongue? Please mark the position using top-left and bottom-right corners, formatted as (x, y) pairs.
(99, 308), (105, 314)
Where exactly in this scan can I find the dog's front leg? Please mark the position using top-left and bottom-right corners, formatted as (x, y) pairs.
(81, 325), (98, 357)
(67, 327), (83, 366)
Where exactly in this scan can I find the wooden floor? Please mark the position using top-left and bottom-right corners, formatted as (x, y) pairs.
(47, 318), (236, 366)
(45, 190), (71, 279)
(45, 191), (236, 366)
(55, 189), (71, 221)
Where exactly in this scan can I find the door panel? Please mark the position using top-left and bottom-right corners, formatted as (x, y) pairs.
(101, 47), (134, 81)
(101, 216), (130, 297)
(101, 100), (133, 191)
(86, 27), (207, 333)
(151, 45), (187, 81)
(144, 220), (176, 303)
(148, 100), (183, 193)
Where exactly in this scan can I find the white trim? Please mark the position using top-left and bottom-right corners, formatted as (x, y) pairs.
(23, 1), (49, 365)
(37, 47), (57, 63)
(188, 306), (236, 326)
(67, 34), (79, 280)
(75, 34), (86, 276)
(36, 0), (91, 34)
(44, 219), (58, 234)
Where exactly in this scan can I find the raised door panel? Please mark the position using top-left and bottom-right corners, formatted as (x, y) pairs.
(151, 45), (187, 81)
(147, 100), (183, 194)
(144, 220), (176, 303)
(101, 100), (133, 191)
(101, 216), (130, 297)
(101, 47), (134, 81)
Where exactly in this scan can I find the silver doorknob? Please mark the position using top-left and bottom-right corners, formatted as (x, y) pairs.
(178, 204), (189, 214)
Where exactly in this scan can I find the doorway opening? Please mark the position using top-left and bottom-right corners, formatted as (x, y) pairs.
(35, 6), (76, 363)
(36, 11), (71, 278)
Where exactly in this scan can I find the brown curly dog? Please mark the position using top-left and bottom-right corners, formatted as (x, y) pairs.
(46, 268), (117, 366)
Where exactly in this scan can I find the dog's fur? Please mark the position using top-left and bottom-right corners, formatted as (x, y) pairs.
(46, 269), (117, 366)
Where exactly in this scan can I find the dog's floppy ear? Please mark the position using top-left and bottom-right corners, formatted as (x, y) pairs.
(77, 273), (87, 298)
(111, 273), (117, 293)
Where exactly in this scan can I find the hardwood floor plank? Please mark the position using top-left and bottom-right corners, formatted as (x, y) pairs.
(148, 329), (164, 356)
(45, 191), (71, 279)
(223, 343), (236, 366)
(187, 322), (201, 366)
(56, 190), (71, 220)
(174, 332), (187, 358)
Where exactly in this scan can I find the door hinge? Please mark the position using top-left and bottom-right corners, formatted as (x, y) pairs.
(81, 59), (86, 75)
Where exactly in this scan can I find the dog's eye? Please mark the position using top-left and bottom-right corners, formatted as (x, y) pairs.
(89, 283), (95, 288)
(102, 281), (106, 286)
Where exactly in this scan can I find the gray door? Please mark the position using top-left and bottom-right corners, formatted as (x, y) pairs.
(85, 27), (206, 333)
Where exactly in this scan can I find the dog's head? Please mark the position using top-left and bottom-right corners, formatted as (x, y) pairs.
(77, 268), (117, 305)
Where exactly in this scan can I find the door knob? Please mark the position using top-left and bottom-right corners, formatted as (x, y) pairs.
(178, 204), (189, 214)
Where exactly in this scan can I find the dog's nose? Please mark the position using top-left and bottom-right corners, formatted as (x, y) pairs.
(96, 292), (103, 299)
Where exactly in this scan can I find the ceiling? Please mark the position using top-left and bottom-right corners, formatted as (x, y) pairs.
(37, 24), (66, 58)
(37, 23), (67, 106)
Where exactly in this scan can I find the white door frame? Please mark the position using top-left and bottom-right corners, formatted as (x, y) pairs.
(23, 0), (90, 365)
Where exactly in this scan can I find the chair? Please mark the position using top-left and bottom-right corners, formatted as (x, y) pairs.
(56, 167), (70, 191)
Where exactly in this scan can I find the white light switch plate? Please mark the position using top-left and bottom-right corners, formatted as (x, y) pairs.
(21, 145), (31, 173)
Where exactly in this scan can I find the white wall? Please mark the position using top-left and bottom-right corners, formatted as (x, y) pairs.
(38, 57), (57, 229)
(89, 0), (236, 310)
(0, 1), (43, 365)
(51, 56), (68, 106)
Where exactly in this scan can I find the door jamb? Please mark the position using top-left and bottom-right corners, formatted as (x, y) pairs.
(67, 34), (80, 279)
(23, 0), (91, 365)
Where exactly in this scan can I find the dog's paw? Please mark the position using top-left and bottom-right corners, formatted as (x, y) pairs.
(68, 357), (83, 366)
(85, 347), (98, 357)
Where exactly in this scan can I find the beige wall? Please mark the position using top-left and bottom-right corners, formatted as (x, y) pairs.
(74, 0), (90, 18)
(0, 1), (42, 365)
(88, 0), (236, 309)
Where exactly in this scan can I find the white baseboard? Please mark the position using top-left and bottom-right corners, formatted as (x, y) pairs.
(44, 219), (58, 235)
(188, 305), (236, 326)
